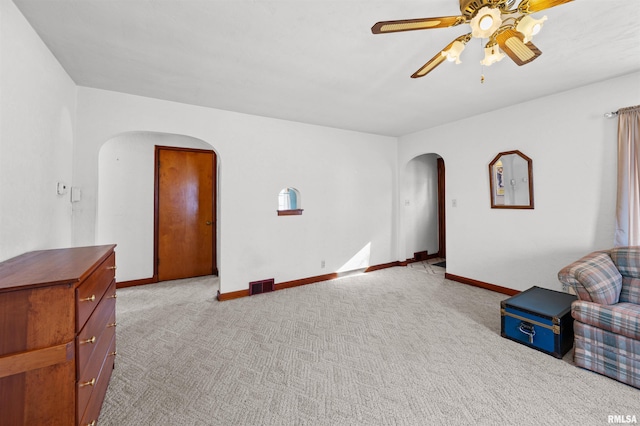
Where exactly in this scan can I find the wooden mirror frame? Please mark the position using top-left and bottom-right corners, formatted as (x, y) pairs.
(488, 150), (534, 209)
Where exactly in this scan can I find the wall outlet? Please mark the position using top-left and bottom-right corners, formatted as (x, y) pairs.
(321, 260), (325, 268)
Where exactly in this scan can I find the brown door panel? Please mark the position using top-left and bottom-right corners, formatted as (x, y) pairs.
(156, 147), (216, 281)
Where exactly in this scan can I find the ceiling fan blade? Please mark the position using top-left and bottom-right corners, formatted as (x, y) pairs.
(372, 16), (465, 34)
(411, 52), (447, 78)
(496, 28), (542, 66)
(517, 0), (573, 13)
(411, 37), (466, 78)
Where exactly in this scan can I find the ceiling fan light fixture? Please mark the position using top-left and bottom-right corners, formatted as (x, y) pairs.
(371, 0), (574, 79)
(470, 7), (502, 38)
(441, 40), (466, 63)
(479, 15), (493, 30)
(480, 43), (505, 66)
(516, 15), (547, 43)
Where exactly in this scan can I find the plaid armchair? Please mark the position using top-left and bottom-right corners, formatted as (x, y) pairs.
(558, 247), (640, 389)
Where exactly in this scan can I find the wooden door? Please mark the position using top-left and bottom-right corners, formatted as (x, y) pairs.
(155, 146), (217, 281)
(437, 157), (446, 259)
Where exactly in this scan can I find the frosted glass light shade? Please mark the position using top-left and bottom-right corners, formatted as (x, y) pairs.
(441, 40), (466, 64)
(479, 15), (493, 31)
(480, 43), (505, 66)
(470, 7), (502, 38)
(516, 15), (547, 43)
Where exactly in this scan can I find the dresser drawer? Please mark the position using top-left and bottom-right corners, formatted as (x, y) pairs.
(77, 320), (116, 419)
(76, 253), (116, 329)
(0, 245), (116, 426)
(78, 335), (116, 426)
(77, 279), (116, 378)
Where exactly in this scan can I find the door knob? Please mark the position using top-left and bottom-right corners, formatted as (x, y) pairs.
(205, 221), (212, 226)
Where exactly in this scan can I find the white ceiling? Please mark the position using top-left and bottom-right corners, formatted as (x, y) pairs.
(13, 0), (640, 137)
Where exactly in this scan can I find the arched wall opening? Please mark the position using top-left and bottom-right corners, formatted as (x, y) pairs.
(401, 153), (444, 262)
(97, 131), (220, 283)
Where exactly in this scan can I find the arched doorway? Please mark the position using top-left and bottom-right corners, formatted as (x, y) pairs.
(97, 131), (219, 285)
(402, 153), (446, 265)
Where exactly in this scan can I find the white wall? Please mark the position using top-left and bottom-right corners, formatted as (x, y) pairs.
(399, 71), (640, 292)
(0, 0), (76, 261)
(402, 154), (439, 258)
(97, 132), (213, 282)
(75, 87), (397, 293)
(4, 0), (636, 298)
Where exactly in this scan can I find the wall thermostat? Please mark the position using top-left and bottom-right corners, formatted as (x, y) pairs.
(57, 182), (68, 195)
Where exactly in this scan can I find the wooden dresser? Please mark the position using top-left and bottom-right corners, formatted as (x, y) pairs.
(0, 245), (117, 425)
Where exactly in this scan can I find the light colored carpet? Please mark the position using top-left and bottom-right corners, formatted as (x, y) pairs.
(99, 265), (638, 425)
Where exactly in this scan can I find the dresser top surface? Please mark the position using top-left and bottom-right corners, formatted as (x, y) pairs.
(0, 245), (116, 292)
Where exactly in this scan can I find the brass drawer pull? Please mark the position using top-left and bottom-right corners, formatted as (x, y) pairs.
(79, 378), (96, 387)
(109, 350), (117, 357)
(80, 294), (96, 302)
(107, 266), (117, 270)
(108, 293), (117, 299)
(81, 336), (96, 345)
(107, 322), (117, 328)
(87, 421), (96, 426)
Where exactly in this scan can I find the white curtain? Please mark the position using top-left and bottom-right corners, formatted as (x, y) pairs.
(614, 105), (640, 247)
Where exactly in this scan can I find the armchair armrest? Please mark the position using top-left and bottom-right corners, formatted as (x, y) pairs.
(558, 251), (611, 303)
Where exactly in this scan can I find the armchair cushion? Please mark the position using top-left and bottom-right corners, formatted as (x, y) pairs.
(610, 246), (640, 279)
(611, 246), (640, 304)
(574, 253), (623, 305)
(572, 301), (640, 340)
(620, 277), (640, 304)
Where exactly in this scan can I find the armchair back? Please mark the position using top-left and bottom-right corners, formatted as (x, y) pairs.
(610, 246), (640, 304)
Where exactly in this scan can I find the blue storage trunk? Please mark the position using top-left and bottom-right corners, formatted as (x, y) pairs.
(501, 286), (577, 358)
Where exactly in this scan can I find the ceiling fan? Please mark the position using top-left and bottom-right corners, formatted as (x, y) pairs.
(371, 0), (573, 78)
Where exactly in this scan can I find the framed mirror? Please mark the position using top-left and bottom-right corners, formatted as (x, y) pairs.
(488, 150), (534, 209)
(277, 187), (303, 216)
